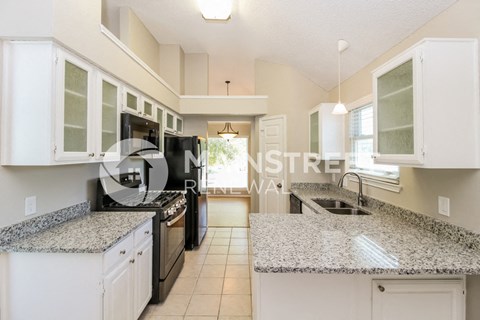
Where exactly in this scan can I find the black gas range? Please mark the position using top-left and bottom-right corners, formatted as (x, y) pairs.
(97, 179), (186, 303)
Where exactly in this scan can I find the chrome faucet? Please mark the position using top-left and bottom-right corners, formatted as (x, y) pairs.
(338, 172), (366, 207)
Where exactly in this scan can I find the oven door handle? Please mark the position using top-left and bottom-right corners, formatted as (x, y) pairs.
(166, 208), (186, 227)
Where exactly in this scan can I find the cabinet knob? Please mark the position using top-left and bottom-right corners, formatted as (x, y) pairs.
(378, 285), (385, 292)
(88, 153), (95, 157)
(277, 183), (283, 188)
(144, 230), (150, 235)
(138, 111), (142, 114)
(119, 250), (126, 255)
(100, 153), (105, 157)
(137, 251), (143, 256)
(129, 259), (135, 264)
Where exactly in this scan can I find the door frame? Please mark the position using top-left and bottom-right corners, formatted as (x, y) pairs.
(259, 114), (288, 213)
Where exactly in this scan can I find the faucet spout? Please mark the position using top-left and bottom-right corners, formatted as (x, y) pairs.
(338, 172), (366, 207)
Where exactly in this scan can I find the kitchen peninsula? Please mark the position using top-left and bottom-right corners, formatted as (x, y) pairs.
(250, 184), (480, 320)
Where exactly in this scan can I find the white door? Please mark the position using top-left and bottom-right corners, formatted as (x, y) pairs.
(134, 238), (153, 319)
(259, 115), (287, 213)
(372, 279), (464, 320)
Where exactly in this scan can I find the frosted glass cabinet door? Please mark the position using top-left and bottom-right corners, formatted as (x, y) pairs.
(156, 106), (164, 152)
(142, 98), (154, 120)
(176, 117), (183, 135)
(165, 111), (175, 133)
(373, 48), (423, 166)
(55, 51), (94, 161)
(97, 73), (121, 160)
(376, 59), (414, 155)
(123, 88), (140, 115)
(309, 110), (319, 154)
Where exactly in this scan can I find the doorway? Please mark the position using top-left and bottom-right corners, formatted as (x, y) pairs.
(207, 121), (252, 227)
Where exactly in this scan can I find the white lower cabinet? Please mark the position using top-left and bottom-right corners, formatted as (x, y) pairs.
(372, 279), (464, 320)
(252, 272), (465, 320)
(104, 258), (134, 320)
(5, 220), (153, 320)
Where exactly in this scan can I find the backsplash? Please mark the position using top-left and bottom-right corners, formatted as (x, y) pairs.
(0, 201), (90, 246)
(291, 183), (480, 250)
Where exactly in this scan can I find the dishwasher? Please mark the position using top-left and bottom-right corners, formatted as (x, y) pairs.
(289, 194), (302, 214)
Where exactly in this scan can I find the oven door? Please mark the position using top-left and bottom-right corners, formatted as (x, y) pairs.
(159, 206), (186, 279)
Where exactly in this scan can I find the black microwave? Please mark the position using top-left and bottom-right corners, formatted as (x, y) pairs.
(121, 113), (160, 156)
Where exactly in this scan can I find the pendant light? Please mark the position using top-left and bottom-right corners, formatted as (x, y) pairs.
(332, 39), (349, 115)
(217, 122), (239, 140)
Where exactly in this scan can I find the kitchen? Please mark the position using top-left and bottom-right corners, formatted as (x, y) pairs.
(1, 0), (480, 319)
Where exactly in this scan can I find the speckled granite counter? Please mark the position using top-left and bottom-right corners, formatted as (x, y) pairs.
(249, 184), (480, 275)
(0, 211), (155, 253)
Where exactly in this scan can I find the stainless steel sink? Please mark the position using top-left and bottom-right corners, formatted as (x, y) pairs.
(312, 199), (353, 209)
(326, 208), (370, 215)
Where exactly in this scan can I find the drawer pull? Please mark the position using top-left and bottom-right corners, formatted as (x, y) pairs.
(144, 230), (150, 235)
(378, 285), (385, 292)
(129, 259), (135, 264)
(137, 251), (143, 256)
(119, 250), (126, 255)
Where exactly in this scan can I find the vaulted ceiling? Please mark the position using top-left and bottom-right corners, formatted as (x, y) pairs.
(103, 0), (456, 93)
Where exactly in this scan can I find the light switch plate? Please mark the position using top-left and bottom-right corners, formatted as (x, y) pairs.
(25, 196), (37, 216)
(438, 196), (450, 216)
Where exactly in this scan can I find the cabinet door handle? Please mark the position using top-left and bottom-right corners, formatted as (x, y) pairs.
(119, 250), (126, 255)
(88, 153), (95, 157)
(138, 111), (142, 115)
(144, 230), (150, 235)
(137, 251), (143, 256)
(129, 259), (135, 264)
(100, 153), (105, 157)
(378, 285), (385, 292)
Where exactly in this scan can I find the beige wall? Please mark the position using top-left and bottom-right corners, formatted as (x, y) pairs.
(185, 53), (209, 95)
(119, 7), (160, 74)
(255, 60), (334, 186)
(159, 44), (185, 95)
(328, 0), (480, 234)
(209, 56), (255, 95)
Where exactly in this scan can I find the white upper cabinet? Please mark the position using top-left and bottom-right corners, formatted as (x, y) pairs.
(1, 41), (100, 165)
(372, 38), (479, 168)
(122, 87), (141, 116)
(164, 110), (183, 135)
(309, 103), (345, 160)
(155, 104), (165, 152)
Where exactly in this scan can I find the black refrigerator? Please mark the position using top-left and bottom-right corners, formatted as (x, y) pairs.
(164, 135), (208, 249)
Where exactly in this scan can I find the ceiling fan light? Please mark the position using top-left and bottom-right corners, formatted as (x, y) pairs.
(198, 0), (232, 21)
(332, 103), (348, 115)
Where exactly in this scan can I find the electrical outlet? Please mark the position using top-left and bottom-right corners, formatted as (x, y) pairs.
(438, 196), (450, 217)
(25, 196), (37, 216)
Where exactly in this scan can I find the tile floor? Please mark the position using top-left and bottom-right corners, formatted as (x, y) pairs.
(139, 227), (252, 320)
(208, 197), (251, 228)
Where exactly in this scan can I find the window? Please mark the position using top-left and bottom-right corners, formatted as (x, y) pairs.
(207, 138), (249, 188)
(350, 104), (399, 183)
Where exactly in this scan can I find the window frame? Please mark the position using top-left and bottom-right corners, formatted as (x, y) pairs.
(347, 96), (402, 192)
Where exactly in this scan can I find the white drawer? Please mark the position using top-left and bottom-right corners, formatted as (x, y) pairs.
(134, 220), (153, 246)
(103, 234), (134, 272)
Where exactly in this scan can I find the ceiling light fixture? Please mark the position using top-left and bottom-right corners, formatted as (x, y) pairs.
(217, 122), (239, 140)
(198, 0), (232, 21)
(332, 39), (349, 115)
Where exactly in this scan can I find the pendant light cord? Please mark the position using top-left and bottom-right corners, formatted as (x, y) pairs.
(337, 49), (341, 103)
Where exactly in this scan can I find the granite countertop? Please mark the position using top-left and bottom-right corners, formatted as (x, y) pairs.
(0, 211), (155, 254)
(249, 185), (480, 275)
